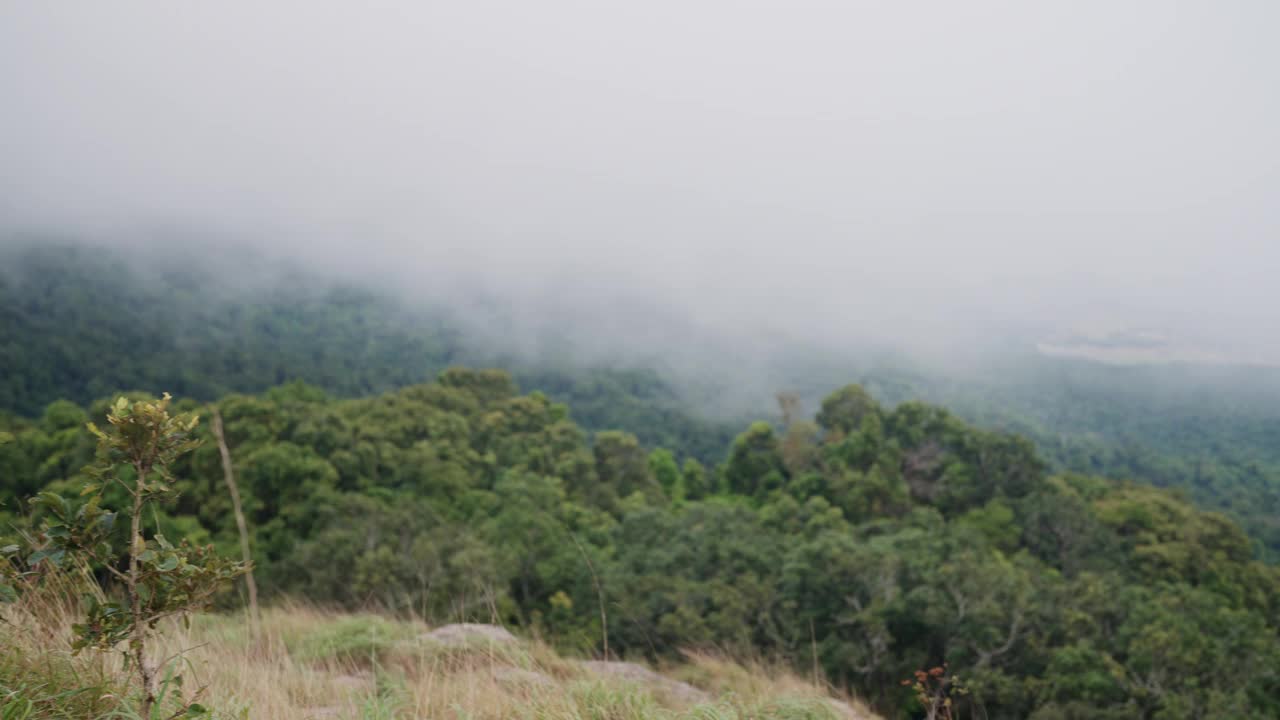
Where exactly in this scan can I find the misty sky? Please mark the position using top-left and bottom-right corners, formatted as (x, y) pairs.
(2, 2), (1278, 360)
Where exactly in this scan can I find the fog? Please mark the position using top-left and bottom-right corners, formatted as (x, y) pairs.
(3, 1), (1279, 367)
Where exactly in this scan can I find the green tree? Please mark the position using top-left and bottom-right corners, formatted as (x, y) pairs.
(28, 394), (245, 719)
(648, 448), (680, 499)
(681, 458), (709, 500)
(816, 384), (880, 436)
(592, 431), (661, 508)
(724, 421), (787, 498)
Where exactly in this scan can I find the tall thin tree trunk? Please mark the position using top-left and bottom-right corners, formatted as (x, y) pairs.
(211, 407), (259, 629)
(129, 463), (155, 719)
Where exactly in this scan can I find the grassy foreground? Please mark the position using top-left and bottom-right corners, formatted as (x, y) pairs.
(0, 595), (878, 720)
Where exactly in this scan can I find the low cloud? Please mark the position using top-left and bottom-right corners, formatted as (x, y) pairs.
(3, 1), (1278, 365)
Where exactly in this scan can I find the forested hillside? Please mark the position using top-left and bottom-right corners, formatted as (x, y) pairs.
(0, 243), (736, 461)
(5, 241), (1280, 556)
(808, 359), (1280, 558)
(7, 0), (1279, 716)
(3, 372), (1279, 717)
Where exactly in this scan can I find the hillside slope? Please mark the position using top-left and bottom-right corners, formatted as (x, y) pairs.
(0, 602), (878, 720)
(0, 242), (736, 462)
(5, 241), (1280, 555)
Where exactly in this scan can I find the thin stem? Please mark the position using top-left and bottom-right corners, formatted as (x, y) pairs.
(129, 462), (155, 719)
(212, 408), (259, 631)
(569, 532), (608, 661)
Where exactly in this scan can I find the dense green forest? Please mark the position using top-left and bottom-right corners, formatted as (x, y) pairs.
(807, 359), (1280, 559)
(0, 243), (736, 462)
(4, 242), (1280, 555)
(4, 372), (1279, 718)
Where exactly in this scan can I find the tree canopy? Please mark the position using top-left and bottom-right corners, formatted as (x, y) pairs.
(4, 371), (1278, 718)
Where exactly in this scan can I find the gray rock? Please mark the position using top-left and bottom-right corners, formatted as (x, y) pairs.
(420, 623), (518, 646)
(581, 660), (710, 704)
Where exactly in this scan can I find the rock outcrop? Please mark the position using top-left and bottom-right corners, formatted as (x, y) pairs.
(420, 623), (518, 646)
(581, 660), (710, 704)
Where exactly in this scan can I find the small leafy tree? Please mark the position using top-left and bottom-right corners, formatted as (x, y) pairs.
(27, 394), (245, 719)
(903, 665), (967, 720)
(0, 431), (18, 604)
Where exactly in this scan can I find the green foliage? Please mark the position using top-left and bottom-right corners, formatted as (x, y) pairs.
(8, 242), (1280, 557)
(648, 449), (681, 499)
(5, 244), (1280, 717)
(724, 422), (786, 498)
(290, 615), (405, 665)
(0, 243), (736, 465)
(6, 369), (1280, 718)
(841, 358), (1280, 558)
(0, 645), (124, 720)
(15, 395), (245, 719)
(816, 385), (880, 436)
(681, 459), (710, 501)
(6, 375), (1280, 717)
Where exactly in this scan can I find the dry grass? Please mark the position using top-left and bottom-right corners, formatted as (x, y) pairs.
(1, 590), (879, 720)
(673, 652), (875, 718)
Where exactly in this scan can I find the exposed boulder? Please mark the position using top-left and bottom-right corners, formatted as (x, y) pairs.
(581, 660), (710, 705)
(420, 623), (518, 646)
